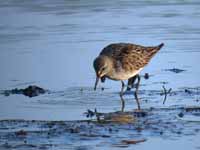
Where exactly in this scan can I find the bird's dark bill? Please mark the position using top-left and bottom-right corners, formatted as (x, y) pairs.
(94, 77), (99, 90)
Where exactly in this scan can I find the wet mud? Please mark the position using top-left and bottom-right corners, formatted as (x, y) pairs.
(0, 84), (199, 149)
(0, 105), (200, 150)
(1, 85), (47, 97)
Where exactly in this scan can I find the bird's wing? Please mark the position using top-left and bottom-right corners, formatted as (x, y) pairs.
(100, 43), (129, 57)
(115, 43), (163, 71)
(100, 43), (163, 71)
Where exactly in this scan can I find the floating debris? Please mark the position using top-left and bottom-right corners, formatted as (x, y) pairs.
(15, 130), (27, 136)
(162, 86), (172, 104)
(185, 107), (200, 112)
(178, 112), (184, 118)
(144, 73), (149, 80)
(177, 114), (200, 122)
(164, 68), (186, 73)
(177, 107), (200, 122)
(1, 85), (46, 97)
(184, 89), (192, 94)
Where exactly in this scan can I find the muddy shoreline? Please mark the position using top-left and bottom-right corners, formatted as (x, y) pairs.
(0, 106), (200, 149)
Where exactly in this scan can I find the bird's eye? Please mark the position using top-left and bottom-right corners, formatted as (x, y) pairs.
(102, 67), (105, 71)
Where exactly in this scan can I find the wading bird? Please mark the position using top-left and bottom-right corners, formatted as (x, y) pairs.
(93, 42), (164, 111)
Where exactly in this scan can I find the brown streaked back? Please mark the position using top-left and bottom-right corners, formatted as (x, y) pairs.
(100, 43), (164, 71)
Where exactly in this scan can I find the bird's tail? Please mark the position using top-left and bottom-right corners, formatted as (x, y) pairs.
(146, 43), (164, 58)
(157, 43), (164, 50)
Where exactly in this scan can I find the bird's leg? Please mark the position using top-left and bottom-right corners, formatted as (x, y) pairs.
(134, 75), (141, 110)
(127, 75), (137, 91)
(120, 81), (125, 112)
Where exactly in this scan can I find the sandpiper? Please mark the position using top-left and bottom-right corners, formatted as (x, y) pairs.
(93, 42), (164, 111)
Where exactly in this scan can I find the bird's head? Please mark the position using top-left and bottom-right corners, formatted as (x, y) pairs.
(93, 55), (112, 90)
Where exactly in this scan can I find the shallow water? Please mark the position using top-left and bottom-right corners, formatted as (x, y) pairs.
(0, 0), (200, 149)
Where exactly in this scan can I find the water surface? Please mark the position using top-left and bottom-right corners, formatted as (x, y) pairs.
(0, 0), (200, 149)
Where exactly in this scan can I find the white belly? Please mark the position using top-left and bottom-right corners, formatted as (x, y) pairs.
(108, 68), (143, 80)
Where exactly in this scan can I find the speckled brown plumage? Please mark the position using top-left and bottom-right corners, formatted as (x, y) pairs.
(100, 43), (163, 73)
(93, 42), (164, 111)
